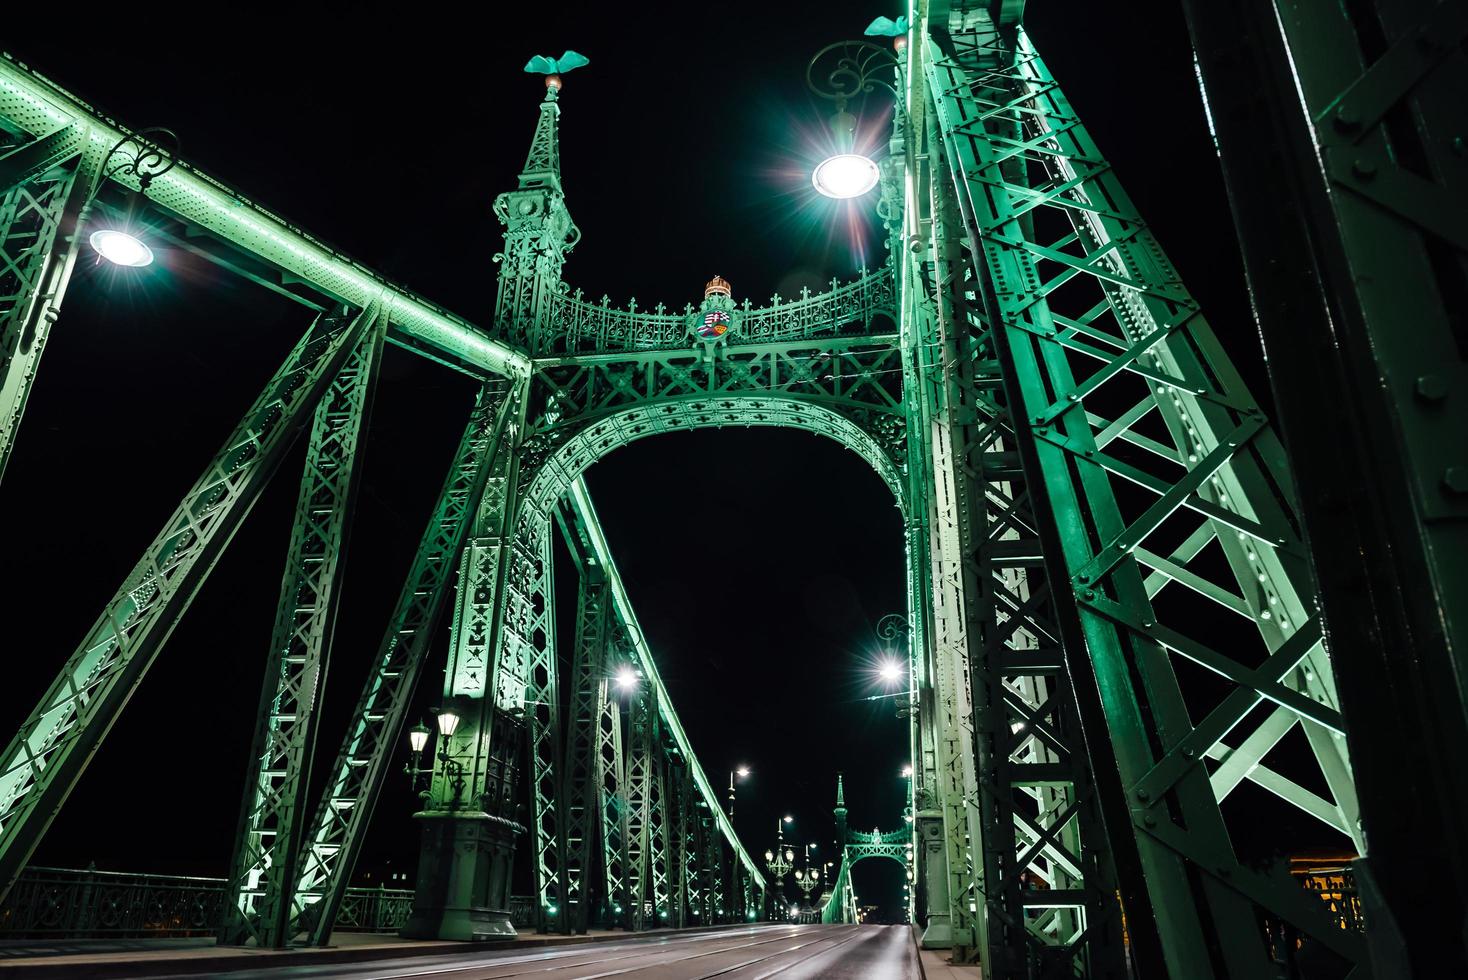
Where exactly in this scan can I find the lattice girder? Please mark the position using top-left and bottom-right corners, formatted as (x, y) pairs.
(0, 301), (379, 901)
(220, 321), (386, 948)
(924, 24), (1365, 976)
(290, 382), (511, 944)
(0, 142), (96, 484)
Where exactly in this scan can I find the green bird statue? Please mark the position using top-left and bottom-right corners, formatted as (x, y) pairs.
(863, 16), (908, 37)
(524, 50), (589, 93)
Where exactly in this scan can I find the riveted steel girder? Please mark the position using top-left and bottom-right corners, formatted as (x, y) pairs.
(0, 58), (529, 380)
(0, 138), (95, 485)
(1182, 1), (1468, 972)
(0, 302), (379, 904)
(292, 381), (511, 944)
(922, 21), (1366, 977)
(220, 321), (386, 948)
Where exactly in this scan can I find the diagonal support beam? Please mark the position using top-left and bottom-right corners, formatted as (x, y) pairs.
(291, 381), (513, 945)
(559, 478), (766, 896)
(0, 140), (95, 486)
(0, 301), (378, 904)
(218, 321), (386, 948)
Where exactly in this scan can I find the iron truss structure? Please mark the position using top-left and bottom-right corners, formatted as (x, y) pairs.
(0, 0), (1460, 973)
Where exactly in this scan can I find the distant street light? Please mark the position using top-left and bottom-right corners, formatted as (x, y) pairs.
(615, 666), (638, 691)
(900, 764), (913, 778)
(728, 765), (751, 818)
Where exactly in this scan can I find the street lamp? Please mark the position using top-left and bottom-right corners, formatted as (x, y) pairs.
(615, 665), (638, 692)
(728, 765), (750, 818)
(88, 128), (179, 268)
(405, 705), (466, 805)
(804, 33), (900, 200)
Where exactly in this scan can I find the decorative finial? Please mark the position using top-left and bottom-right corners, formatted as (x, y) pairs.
(835, 772), (846, 807)
(704, 274), (732, 299)
(524, 50), (590, 94)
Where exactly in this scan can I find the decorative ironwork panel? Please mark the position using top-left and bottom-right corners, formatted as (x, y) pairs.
(542, 261), (895, 354)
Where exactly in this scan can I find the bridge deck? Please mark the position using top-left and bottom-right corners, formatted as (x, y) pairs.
(0, 924), (921, 979)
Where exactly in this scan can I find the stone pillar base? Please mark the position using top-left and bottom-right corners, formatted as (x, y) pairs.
(401, 809), (524, 942)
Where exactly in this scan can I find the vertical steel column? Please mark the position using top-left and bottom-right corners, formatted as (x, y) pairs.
(220, 321), (385, 947)
(559, 566), (607, 935)
(0, 303), (375, 904)
(624, 686), (654, 930)
(401, 379), (532, 941)
(292, 382), (510, 944)
(647, 724), (672, 926)
(668, 759), (690, 928)
(681, 771), (706, 926)
(515, 520), (566, 931)
(0, 130), (93, 485)
(1182, 1), (1468, 972)
(918, 114), (986, 958)
(595, 644), (630, 929)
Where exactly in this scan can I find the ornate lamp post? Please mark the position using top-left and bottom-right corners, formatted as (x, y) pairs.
(804, 23), (903, 200)
(86, 128), (179, 267)
(764, 815), (795, 918)
(404, 707), (466, 803)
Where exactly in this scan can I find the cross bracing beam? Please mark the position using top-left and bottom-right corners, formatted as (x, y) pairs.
(291, 381), (512, 944)
(559, 477), (766, 893)
(0, 138), (96, 483)
(921, 19), (1367, 977)
(0, 301), (380, 905)
(0, 55), (531, 380)
(1181, 1), (1468, 971)
(219, 321), (386, 948)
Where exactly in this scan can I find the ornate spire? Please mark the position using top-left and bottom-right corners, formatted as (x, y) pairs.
(835, 772), (846, 809)
(517, 50), (587, 193)
(517, 90), (562, 192)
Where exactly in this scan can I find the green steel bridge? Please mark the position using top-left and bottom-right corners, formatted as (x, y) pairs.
(0, 0), (1463, 976)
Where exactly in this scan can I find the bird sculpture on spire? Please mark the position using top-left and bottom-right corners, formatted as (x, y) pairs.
(523, 50), (590, 92)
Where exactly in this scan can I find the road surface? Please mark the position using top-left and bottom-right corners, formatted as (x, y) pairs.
(145, 924), (918, 980)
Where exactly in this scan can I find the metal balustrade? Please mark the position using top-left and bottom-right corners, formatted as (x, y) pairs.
(0, 866), (467, 940)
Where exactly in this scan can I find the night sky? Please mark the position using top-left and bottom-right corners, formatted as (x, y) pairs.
(0, 1), (1258, 920)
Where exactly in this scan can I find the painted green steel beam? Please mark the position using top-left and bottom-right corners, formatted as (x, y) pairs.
(219, 321), (385, 948)
(292, 382), (511, 945)
(1182, 1), (1468, 972)
(923, 22), (1365, 976)
(0, 142), (97, 485)
(0, 301), (379, 907)
(563, 478), (766, 892)
(0, 55), (531, 380)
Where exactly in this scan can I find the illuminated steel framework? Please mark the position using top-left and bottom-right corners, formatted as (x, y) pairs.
(0, 0), (1459, 974)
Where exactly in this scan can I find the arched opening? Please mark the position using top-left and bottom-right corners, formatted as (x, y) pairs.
(527, 412), (913, 922)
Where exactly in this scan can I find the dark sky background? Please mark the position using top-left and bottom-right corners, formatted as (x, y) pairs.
(0, 1), (1268, 921)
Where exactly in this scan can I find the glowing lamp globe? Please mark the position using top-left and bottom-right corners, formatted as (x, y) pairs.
(616, 666), (637, 690)
(879, 659), (904, 683)
(90, 229), (153, 267)
(407, 723), (430, 754)
(435, 708), (461, 738)
(812, 154), (880, 199)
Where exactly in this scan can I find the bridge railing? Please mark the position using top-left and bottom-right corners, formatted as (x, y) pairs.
(0, 866), (513, 940)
